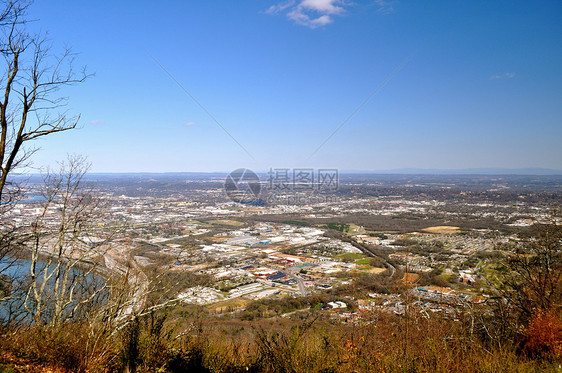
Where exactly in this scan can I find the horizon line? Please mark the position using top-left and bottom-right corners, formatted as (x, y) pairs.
(13, 167), (562, 176)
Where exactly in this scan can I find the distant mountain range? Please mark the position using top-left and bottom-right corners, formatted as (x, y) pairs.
(14, 168), (562, 177)
(343, 168), (562, 175)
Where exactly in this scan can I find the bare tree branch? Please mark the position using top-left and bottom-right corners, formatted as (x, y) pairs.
(0, 0), (90, 202)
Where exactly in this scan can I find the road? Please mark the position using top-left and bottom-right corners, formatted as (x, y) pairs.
(286, 267), (308, 296)
(104, 247), (148, 317)
(345, 236), (397, 278)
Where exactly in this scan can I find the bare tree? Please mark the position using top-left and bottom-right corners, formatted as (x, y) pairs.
(96, 253), (199, 335)
(0, 0), (89, 202)
(502, 222), (561, 318)
(24, 155), (111, 326)
(0, 0), (89, 318)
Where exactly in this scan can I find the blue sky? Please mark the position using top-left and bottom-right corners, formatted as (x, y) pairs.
(26, 0), (561, 172)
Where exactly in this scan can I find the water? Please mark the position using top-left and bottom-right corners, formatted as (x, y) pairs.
(0, 257), (32, 280)
(18, 195), (46, 203)
(3, 194), (47, 205)
(0, 257), (107, 324)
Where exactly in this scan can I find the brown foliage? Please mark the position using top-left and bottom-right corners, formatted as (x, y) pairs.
(498, 222), (562, 332)
(0, 310), (557, 372)
(525, 310), (562, 360)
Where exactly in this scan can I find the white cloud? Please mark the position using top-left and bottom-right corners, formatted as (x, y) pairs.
(374, 0), (395, 14)
(184, 122), (196, 126)
(288, 9), (334, 28)
(89, 119), (105, 125)
(268, 0), (349, 29)
(300, 0), (345, 14)
(490, 72), (516, 80)
(266, 0), (296, 14)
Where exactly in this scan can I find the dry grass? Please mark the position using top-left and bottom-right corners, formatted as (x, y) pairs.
(368, 267), (387, 274)
(422, 226), (461, 234)
(401, 272), (420, 284)
(0, 311), (558, 373)
(210, 298), (251, 313)
(208, 219), (245, 226)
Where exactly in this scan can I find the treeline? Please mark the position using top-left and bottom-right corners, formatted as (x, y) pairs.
(239, 294), (353, 321)
(1, 304), (559, 372)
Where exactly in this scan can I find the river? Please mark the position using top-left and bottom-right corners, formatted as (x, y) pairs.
(0, 257), (107, 323)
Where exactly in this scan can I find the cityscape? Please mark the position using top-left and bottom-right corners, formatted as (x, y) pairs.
(4, 173), (559, 323)
(0, 0), (560, 371)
